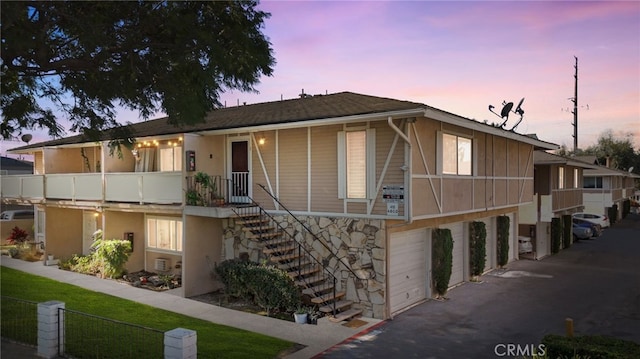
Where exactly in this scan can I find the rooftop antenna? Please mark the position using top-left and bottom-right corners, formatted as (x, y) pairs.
(488, 97), (525, 131)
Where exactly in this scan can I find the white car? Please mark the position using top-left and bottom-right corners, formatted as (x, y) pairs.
(572, 213), (610, 229)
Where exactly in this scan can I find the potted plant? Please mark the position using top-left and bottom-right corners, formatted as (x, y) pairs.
(293, 306), (308, 324)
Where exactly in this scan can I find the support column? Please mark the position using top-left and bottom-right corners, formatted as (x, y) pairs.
(164, 328), (197, 359)
(37, 300), (65, 359)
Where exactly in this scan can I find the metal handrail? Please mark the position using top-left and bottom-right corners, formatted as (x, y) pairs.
(257, 183), (361, 280)
(232, 199), (339, 315)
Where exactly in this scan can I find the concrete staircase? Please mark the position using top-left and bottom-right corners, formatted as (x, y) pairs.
(233, 205), (362, 323)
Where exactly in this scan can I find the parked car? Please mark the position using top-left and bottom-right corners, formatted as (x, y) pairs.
(572, 223), (593, 240)
(573, 218), (602, 237)
(572, 212), (610, 229)
(0, 210), (34, 220)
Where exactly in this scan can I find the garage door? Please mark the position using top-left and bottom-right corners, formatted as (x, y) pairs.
(442, 222), (464, 287)
(389, 228), (429, 315)
(480, 217), (494, 272)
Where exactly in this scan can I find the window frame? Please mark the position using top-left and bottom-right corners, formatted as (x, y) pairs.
(337, 128), (376, 200)
(145, 215), (183, 253)
(159, 145), (183, 172)
(438, 132), (474, 176)
(558, 166), (565, 189)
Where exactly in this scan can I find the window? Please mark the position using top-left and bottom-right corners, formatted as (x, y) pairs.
(338, 129), (375, 199)
(584, 176), (603, 189)
(442, 133), (472, 175)
(558, 167), (565, 189)
(147, 216), (182, 252)
(159, 146), (182, 172)
(573, 169), (579, 188)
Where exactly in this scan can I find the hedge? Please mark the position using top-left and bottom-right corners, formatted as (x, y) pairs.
(551, 217), (562, 254)
(541, 334), (640, 359)
(469, 221), (487, 277)
(496, 215), (510, 267)
(432, 228), (453, 297)
(562, 214), (572, 247)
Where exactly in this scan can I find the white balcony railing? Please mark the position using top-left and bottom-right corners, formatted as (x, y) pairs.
(1, 172), (183, 205)
(0, 175), (45, 200)
(105, 172), (183, 204)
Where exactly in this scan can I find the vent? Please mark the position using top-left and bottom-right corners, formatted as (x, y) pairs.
(154, 258), (170, 272)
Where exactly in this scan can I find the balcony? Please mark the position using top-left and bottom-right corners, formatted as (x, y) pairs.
(1, 172), (182, 205)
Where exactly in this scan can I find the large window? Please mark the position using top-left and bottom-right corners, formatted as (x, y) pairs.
(442, 133), (472, 175)
(147, 216), (182, 252)
(558, 167), (565, 189)
(338, 129), (375, 199)
(159, 146), (182, 172)
(584, 176), (603, 189)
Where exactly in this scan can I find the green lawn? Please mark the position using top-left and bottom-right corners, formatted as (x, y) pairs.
(0, 266), (295, 358)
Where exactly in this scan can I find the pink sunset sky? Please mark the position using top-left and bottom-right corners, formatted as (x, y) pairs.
(3, 0), (639, 155)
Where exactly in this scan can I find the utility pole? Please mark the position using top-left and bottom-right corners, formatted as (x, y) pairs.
(571, 56), (578, 153)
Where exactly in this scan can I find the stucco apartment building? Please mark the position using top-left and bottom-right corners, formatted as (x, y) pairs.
(2, 92), (558, 319)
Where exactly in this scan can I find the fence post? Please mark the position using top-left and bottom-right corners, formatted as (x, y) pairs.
(164, 328), (197, 359)
(37, 300), (65, 359)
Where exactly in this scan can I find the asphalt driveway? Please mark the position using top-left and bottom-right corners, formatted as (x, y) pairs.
(319, 213), (640, 358)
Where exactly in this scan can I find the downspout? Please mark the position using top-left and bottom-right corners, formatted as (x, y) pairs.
(387, 116), (412, 224)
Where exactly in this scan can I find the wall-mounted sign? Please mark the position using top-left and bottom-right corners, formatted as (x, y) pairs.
(382, 185), (404, 203)
(387, 202), (399, 216)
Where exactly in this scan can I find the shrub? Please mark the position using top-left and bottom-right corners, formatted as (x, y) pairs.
(469, 221), (487, 277)
(215, 259), (300, 316)
(6, 226), (29, 245)
(609, 204), (618, 225)
(432, 228), (453, 297)
(551, 217), (562, 254)
(622, 199), (630, 218)
(562, 214), (572, 248)
(541, 334), (640, 359)
(496, 216), (510, 267)
(91, 239), (131, 278)
(58, 236), (131, 279)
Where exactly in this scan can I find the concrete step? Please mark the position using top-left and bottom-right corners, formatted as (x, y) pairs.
(328, 308), (363, 323)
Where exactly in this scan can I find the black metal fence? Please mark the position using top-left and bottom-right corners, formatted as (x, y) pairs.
(0, 296), (38, 346)
(60, 308), (164, 358)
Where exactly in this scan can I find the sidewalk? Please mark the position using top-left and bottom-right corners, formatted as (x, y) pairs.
(0, 257), (382, 359)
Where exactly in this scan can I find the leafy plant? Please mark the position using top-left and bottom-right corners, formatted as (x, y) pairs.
(469, 221), (487, 277)
(91, 238), (132, 278)
(432, 228), (453, 297)
(496, 215), (510, 267)
(6, 226), (29, 245)
(59, 236), (131, 279)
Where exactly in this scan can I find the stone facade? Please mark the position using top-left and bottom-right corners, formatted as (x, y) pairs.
(222, 215), (387, 319)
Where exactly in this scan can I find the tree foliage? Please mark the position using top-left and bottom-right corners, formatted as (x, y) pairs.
(432, 228), (453, 297)
(1, 1), (275, 140)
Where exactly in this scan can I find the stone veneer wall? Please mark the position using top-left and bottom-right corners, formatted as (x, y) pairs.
(222, 215), (387, 319)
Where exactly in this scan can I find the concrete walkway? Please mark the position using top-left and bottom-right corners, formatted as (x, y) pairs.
(0, 257), (382, 358)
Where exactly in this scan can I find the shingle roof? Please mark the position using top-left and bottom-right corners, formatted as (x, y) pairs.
(9, 91), (556, 151)
(11, 92), (424, 150)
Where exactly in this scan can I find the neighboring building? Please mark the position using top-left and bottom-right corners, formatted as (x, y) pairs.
(518, 152), (594, 260)
(1, 92), (557, 319)
(581, 165), (639, 219)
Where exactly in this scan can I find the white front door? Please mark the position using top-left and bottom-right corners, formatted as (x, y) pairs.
(82, 211), (97, 255)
